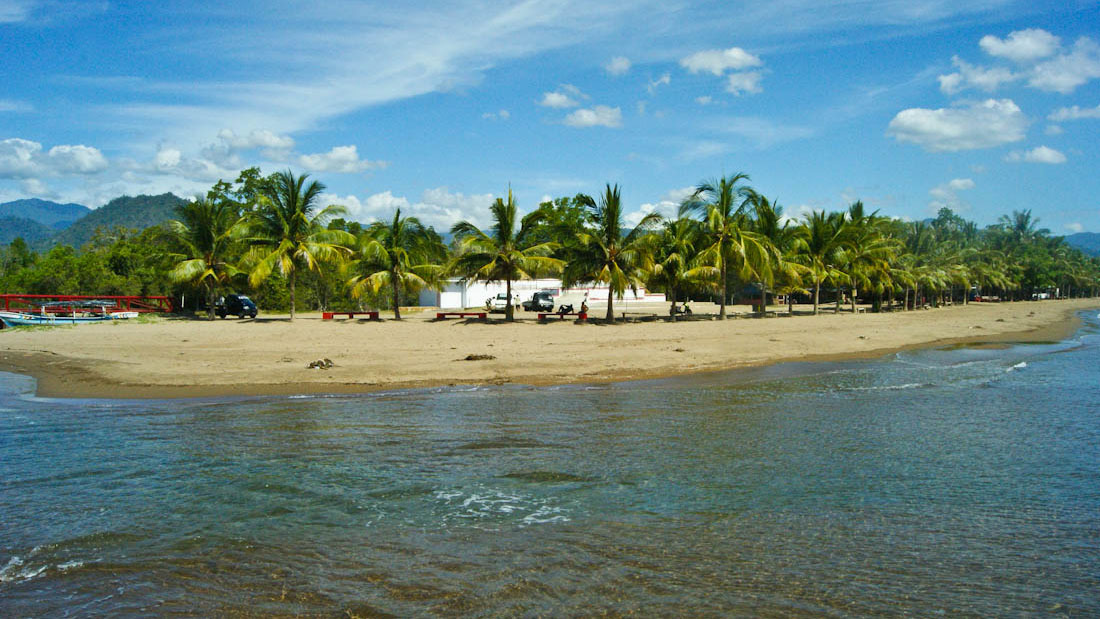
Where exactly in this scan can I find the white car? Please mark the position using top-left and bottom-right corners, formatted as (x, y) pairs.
(487, 293), (520, 312)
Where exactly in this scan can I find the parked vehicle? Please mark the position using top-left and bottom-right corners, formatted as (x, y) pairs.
(521, 291), (556, 312)
(487, 293), (520, 312)
(215, 294), (258, 319)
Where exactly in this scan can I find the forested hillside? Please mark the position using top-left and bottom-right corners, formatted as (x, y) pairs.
(44, 193), (187, 250)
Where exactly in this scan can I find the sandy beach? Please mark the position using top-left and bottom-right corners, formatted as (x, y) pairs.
(0, 299), (1096, 399)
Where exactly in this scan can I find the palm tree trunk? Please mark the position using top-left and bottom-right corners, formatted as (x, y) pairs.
(758, 281), (766, 315)
(289, 271), (296, 320)
(834, 284), (841, 314)
(606, 290), (615, 322)
(392, 270), (402, 320)
(668, 288), (678, 318)
(206, 284), (216, 320)
(813, 281), (820, 315)
(850, 287), (857, 314)
(719, 262), (728, 320)
(506, 278), (514, 322)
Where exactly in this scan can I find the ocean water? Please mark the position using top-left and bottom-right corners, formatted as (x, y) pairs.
(1, 311), (1098, 616)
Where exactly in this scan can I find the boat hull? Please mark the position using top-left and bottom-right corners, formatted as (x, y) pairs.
(0, 311), (133, 328)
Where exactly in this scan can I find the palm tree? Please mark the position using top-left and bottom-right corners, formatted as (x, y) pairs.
(648, 217), (702, 317)
(346, 209), (447, 320)
(564, 184), (661, 322)
(749, 193), (803, 315)
(450, 189), (563, 321)
(245, 170), (353, 320)
(167, 196), (246, 319)
(680, 173), (772, 319)
(841, 201), (898, 314)
(794, 210), (848, 315)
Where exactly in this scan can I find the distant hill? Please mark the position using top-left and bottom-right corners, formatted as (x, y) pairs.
(0, 216), (57, 245)
(45, 193), (187, 249)
(1066, 232), (1100, 257)
(0, 198), (90, 229)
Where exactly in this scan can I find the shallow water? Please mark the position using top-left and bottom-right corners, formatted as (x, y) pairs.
(2, 311), (1099, 616)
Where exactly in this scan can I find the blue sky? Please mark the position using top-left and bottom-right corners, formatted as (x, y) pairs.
(1, 0), (1098, 234)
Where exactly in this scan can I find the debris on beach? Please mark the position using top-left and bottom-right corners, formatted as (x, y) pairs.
(307, 358), (334, 370)
(462, 354), (495, 361)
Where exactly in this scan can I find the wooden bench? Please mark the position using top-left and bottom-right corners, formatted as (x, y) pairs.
(435, 311), (487, 320)
(538, 312), (587, 321)
(322, 311), (379, 320)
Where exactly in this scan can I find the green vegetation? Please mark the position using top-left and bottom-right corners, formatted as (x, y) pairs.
(1, 168), (1098, 319)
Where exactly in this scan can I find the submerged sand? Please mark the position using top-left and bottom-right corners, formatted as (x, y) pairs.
(0, 299), (1095, 399)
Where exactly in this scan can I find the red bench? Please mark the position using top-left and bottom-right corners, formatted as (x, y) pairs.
(436, 311), (487, 320)
(538, 312), (587, 321)
(322, 311), (380, 320)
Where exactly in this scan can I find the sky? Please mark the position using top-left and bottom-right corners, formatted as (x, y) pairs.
(1, 0), (1098, 234)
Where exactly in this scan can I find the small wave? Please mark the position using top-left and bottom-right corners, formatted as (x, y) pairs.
(0, 556), (47, 584)
(432, 487), (571, 526)
(1007, 361), (1027, 372)
(836, 382), (929, 392)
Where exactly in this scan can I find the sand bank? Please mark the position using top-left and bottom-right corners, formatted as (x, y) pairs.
(0, 299), (1096, 399)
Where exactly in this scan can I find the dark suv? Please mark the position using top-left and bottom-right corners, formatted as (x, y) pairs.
(521, 290), (556, 312)
(215, 294), (258, 319)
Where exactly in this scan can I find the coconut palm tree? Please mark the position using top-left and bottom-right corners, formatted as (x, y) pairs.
(794, 210), (848, 315)
(648, 216), (703, 317)
(841, 201), (898, 314)
(245, 170), (353, 320)
(680, 173), (772, 319)
(749, 193), (804, 315)
(564, 184), (661, 322)
(450, 189), (563, 321)
(167, 196), (246, 319)
(346, 209), (447, 320)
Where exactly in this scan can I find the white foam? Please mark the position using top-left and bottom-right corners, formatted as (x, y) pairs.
(1007, 361), (1028, 372)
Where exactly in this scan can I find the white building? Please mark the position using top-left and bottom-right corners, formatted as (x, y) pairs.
(418, 278), (665, 309)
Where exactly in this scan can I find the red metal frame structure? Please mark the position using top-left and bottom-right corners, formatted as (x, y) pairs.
(0, 294), (173, 314)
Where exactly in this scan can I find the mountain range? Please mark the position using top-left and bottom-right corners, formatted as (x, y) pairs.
(1, 194), (187, 249)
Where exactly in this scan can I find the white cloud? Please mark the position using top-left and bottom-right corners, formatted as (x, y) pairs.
(0, 0), (31, 23)
(695, 96), (713, 105)
(564, 105), (622, 128)
(1028, 37), (1100, 94)
(680, 47), (762, 75)
(20, 178), (55, 198)
(928, 178), (976, 213)
(323, 187), (495, 230)
(647, 73), (671, 94)
(887, 99), (1027, 152)
(937, 56), (1018, 94)
(703, 116), (815, 149)
(980, 29), (1061, 63)
(726, 71), (764, 95)
(626, 187), (694, 227)
(539, 91), (579, 108)
(1045, 124), (1064, 135)
(149, 144), (234, 181)
(1004, 145), (1067, 164)
(202, 128), (295, 166)
(1065, 222), (1084, 233)
(0, 138), (108, 179)
(298, 145), (385, 174)
(605, 56), (631, 76)
(0, 99), (32, 112)
(1049, 104), (1100, 121)
(481, 109), (510, 120)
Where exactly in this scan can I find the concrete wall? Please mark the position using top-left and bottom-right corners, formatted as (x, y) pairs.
(418, 279), (666, 309)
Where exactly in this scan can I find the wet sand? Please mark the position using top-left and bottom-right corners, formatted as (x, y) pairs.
(0, 299), (1095, 399)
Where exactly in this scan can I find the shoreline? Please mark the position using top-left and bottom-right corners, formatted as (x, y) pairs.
(1, 299), (1096, 400)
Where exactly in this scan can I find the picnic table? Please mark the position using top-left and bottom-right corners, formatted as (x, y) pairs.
(436, 311), (488, 320)
(322, 311), (380, 320)
(538, 312), (587, 321)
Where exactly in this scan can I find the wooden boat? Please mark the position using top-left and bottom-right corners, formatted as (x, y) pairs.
(0, 302), (139, 328)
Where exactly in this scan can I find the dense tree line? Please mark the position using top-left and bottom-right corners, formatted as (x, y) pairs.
(1, 168), (1097, 320)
